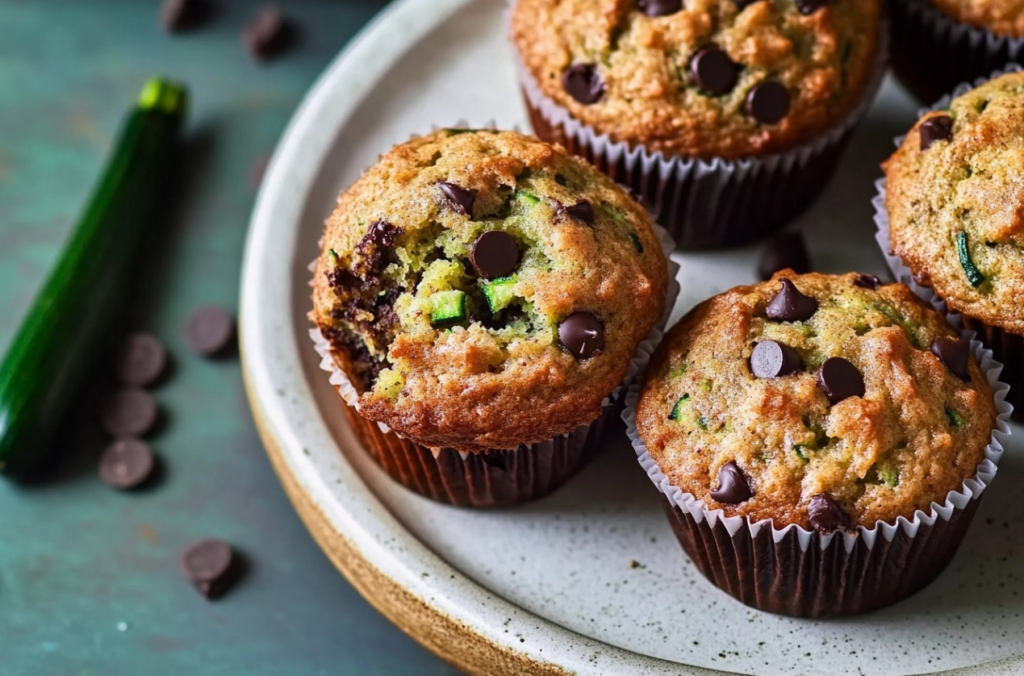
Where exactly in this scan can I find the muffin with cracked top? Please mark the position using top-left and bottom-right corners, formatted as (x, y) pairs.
(311, 128), (671, 507)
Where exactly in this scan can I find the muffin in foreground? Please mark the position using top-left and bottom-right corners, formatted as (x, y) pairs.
(629, 271), (1007, 617)
(311, 129), (672, 507)
(510, 0), (885, 248)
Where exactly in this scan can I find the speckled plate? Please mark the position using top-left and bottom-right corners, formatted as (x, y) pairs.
(239, 0), (1024, 673)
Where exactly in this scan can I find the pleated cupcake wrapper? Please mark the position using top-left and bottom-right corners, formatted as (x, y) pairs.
(890, 0), (1024, 105)
(621, 330), (1011, 618)
(511, 12), (888, 250)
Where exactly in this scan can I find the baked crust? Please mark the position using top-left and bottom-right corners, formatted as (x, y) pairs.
(927, 0), (1024, 38)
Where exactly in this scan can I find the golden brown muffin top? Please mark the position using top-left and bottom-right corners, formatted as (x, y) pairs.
(636, 272), (995, 531)
(311, 129), (669, 452)
(927, 0), (1024, 38)
(511, 0), (881, 159)
(886, 71), (1024, 335)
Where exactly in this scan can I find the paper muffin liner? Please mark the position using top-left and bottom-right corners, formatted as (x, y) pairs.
(512, 14), (888, 250)
(873, 63), (1024, 414)
(621, 317), (1012, 618)
(890, 0), (1024, 105)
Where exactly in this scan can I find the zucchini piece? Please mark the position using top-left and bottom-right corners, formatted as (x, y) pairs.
(945, 405), (967, 427)
(515, 190), (540, 206)
(793, 444), (810, 464)
(428, 290), (467, 325)
(878, 466), (899, 487)
(669, 394), (689, 421)
(628, 232), (643, 253)
(956, 231), (985, 287)
(483, 277), (517, 313)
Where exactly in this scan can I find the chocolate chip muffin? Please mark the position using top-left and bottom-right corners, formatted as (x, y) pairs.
(311, 128), (672, 507)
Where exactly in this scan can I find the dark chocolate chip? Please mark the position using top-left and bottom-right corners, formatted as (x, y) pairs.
(639, 0), (683, 15)
(181, 539), (238, 600)
(437, 181), (477, 216)
(555, 200), (596, 226)
(184, 306), (236, 357)
(807, 493), (851, 533)
(558, 312), (605, 359)
(354, 220), (405, 281)
(114, 333), (168, 387)
(99, 439), (156, 490)
(816, 357), (865, 405)
(160, 0), (212, 33)
(100, 388), (159, 438)
(931, 336), (971, 382)
(750, 341), (804, 379)
(766, 279), (819, 322)
(919, 114), (953, 151)
(243, 6), (293, 62)
(794, 0), (827, 14)
(471, 231), (520, 280)
(563, 64), (606, 105)
(853, 273), (881, 290)
(757, 231), (811, 281)
(710, 461), (752, 504)
(746, 82), (790, 124)
(690, 46), (740, 96)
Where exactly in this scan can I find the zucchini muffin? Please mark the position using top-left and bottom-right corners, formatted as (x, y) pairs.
(631, 271), (1002, 616)
(311, 129), (671, 507)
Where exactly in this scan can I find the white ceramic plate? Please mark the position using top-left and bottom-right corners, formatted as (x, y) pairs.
(240, 1), (1024, 674)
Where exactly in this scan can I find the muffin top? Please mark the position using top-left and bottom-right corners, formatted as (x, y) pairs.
(927, 0), (1024, 38)
(635, 272), (996, 531)
(886, 71), (1024, 335)
(511, 0), (881, 159)
(312, 129), (669, 452)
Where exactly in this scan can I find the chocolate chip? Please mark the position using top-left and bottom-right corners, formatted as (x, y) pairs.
(160, 0), (212, 33)
(181, 539), (238, 600)
(243, 6), (293, 62)
(766, 279), (818, 322)
(558, 312), (604, 359)
(746, 82), (790, 124)
(184, 306), (236, 357)
(794, 0), (827, 14)
(931, 336), (971, 382)
(807, 493), (851, 533)
(471, 231), (519, 280)
(100, 389), (159, 438)
(563, 64), (606, 105)
(750, 341), (804, 379)
(555, 200), (596, 226)
(114, 333), (168, 387)
(99, 439), (156, 490)
(690, 47), (740, 96)
(853, 273), (881, 290)
(639, 0), (683, 15)
(354, 220), (405, 281)
(816, 357), (865, 405)
(757, 231), (811, 281)
(437, 181), (477, 216)
(919, 114), (953, 151)
(710, 462), (752, 504)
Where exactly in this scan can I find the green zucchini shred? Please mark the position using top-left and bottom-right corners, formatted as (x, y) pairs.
(945, 405), (967, 427)
(516, 190), (540, 206)
(427, 290), (466, 326)
(669, 394), (689, 421)
(483, 277), (517, 313)
(628, 232), (643, 253)
(878, 466), (899, 487)
(794, 444), (810, 464)
(956, 231), (986, 287)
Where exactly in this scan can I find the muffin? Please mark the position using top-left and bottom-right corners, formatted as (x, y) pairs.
(510, 0), (885, 248)
(627, 271), (1009, 617)
(311, 128), (673, 507)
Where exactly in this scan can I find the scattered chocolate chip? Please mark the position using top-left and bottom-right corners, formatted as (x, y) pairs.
(853, 273), (881, 290)
(931, 336), (971, 382)
(563, 64), (606, 105)
(757, 231), (811, 281)
(816, 357), (865, 405)
(558, 312), (605, 359)
(180, 539), (238, 600)
(243, 6), (292, 62)
(766, 279), (819, 322)
(919, 114), (953, 151)
(114, 333), (168, 387)
(471, 231), (520, 279)
(184, 306), (235, 357)
(639, 0), (683, 15)
(710, 461), (752, 504)
(160, 0), (212, 33)
(750, 341), (804, 379)
(354, 220), (405, 281)
(437, 181), (477, 216)
(100, 389), (159, 438)
(99, 439), (156, 490)
(794, 0), (827, 14)
(690, 46), (740, 96)
(555, 200), (596, 226)
(807, 493), (851, 533)
(746, 82), (790, 124)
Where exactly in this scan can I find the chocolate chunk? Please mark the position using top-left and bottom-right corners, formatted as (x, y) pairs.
(919, 114), (953, 151)
(243, 6), (293, 62)
(853, 273), (881, 290)
(471, 231), (520, 280)
(100, 388), (159, 438)
(556, 200), (596, 226)
(746, 82), (790, 124)
(794, 0), (827, 14)
(931, 336), (971, 382)
(766, 279), (819, 322)
(690, 46), (740, 96)
(184, 306), (236, 357)
(437, 181), (477, 216)
(99, 439), (156, 490)
(639, 0), (683, 15)
(757, 231), (811, 281)
(710, 461), (752, 504)
(558, 312), (605, 359)
(160, 0), (212, 33)
(750, 341), (804, 379)
(807, 493), (851, 533)
(354, 220), (405, 281)
(563, 64), (606, 105)
(816, 357), (865, 405)
(180, 539), (238, 600)
(114, 333), (168, 387)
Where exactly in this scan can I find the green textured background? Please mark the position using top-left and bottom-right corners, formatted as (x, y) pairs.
(0, 1), (462, 674)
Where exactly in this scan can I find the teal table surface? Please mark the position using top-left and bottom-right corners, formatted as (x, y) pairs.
(0, 2), (464, 674)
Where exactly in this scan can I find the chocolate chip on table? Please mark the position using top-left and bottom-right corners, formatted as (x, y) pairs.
(101, 388), (159, 438)
(710, 461), (752, 504)
(555, 201), (596, 226)
(750, 341), (804, 379)
(181, 539), (238, 600)
(471, 231), (519, 279)
(919, 114), (953, 151)
(807, 493), (851, 533)
(185, 306), (236, 357)
(639, 0), (683, 15)
(766, 279), (819, 322)
(931, 336), (971, 382)
(563, 64), (606, 105)
(746, 82), (790, 124)
(99, 439), (156, 490)
(794, 0), (827, 14)
(113, 332), (168, 387)
(853, 273), (881, 290)
(558, 312), (605, 359)
(690, 46), (740, 96)
(243, 6), (292, 62)
(757, 231), (811, 281)
(160, 0), (212, 33)
(437, 181), (477, 216)
(816, 357), (865, 405)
